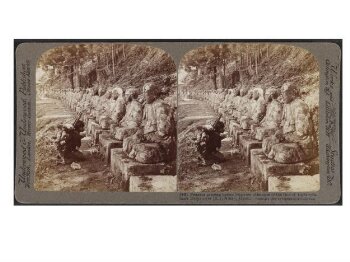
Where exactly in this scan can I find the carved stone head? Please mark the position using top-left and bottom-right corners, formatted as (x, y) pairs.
(143, 83), (160, 104)
(281, 83), (297, 104)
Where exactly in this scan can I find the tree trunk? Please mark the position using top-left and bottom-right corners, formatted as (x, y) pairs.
(223, 59), (226, 77)
(223, 59), (226, 89)
(246, 53), (249, 69)
(106, 50), (109, 69)
(266, 44), (269, 58)
(213, 66), (217, 89)
(77, 64), (80, 87)
(112, 44), (115, 76)
(259, 46), (263, 61)
(123, 44), (126, 59)
(248, 53), (251, 70)
(69, 65), (74, 89)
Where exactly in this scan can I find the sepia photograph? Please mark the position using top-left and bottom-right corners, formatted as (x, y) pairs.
(178, 43), (320, 192)
(35, 43), (177, 192)
(15, 40), (340, 201)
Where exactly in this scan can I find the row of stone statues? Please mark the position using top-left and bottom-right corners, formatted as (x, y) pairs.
(48, 79), (318, 166)
(182, 82), (318, 164)
(48, 82), (176, 165)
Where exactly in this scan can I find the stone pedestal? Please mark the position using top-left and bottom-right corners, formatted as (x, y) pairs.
(99, 134), (122, 164)
(220, 137), (233, 157)
(80, 136), (92, 151)
(232, 126), (245, 147)
(268, 174), (320, 192)
(129, 175), (177, 192)
(87, 119), (99, 135)
(239, 135), (262, 165)
(250, 148), (320, 190)
(84, 115), (94, 128)
(110, 148), (170, 182)
(92, 128), (109, 145)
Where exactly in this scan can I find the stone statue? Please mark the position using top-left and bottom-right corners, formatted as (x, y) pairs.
(123, 83), (176, 164)
(240, 88), (266, 130)
(95, 87), (108, 116)
(228, 87), (248, 137)
(252, 89), (283, 141)
(89, 87), (101, 120)
(109, 87), (126, 130)
(113, 88), (142, 140)
(262, 83), (318, 164)
(97, 90), (113, 129)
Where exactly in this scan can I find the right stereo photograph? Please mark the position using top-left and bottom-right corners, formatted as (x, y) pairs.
(177, 43), (320, 192)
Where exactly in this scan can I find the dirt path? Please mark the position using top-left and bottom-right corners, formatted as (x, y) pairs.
(35, 97), (124, 192)
(177, 98), (262, 192)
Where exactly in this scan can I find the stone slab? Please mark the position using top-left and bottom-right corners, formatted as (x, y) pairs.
(90, 122), (101, 138)
(87, 119), (98, 135)
(99, 134), (122, 164)
(84, 115), (94, 128)
(129, 175), (177, 192)
(92, 128), (109, 145)
(268, 174), (320, 192)
(250, 149), (320, 182)
(80, 136), (92, 151)
(220, 137), (233, 157)
(231, 126), (245, 147)
(239, 135), (262, 165)
(110, 148), (169, 181)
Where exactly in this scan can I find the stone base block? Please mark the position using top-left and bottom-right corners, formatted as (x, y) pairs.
(80, 136), (92, 151)
(231, 126), (245, 147)
(99, 134), (122, 164)
(92, 128), (109, 145)
(250, 148), (320, 182)
(90, 122), (101, 137)
(268, 174), (320, 192)
(84, 115), (94, 128)
(239, 135), (262, 165)
(110, 148), (170, 181)
(87, 120), (98, 135)
(129, 175), (177, 192)
(220, 137), (233, 157)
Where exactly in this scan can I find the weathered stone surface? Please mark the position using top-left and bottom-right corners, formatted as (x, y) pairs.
(239, 135), (262, 164)
(80, 136), (92, 151)
(262, 84), (318, 164)
(220, 137), (234, 157)
(83, 115), (94, 129)
(250, 149), (319, 182)
(129, 175), (177, 192)
(232, 127), (245, 147)
(268, 174), (320, 192)
(90, 122), (101, 138)
(99, 134), (122, 163)
(110, 148), (170, 181)
(92, 128), (109, 145)
(87, 120), (99, 135)
(114, 127), (138, 141)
